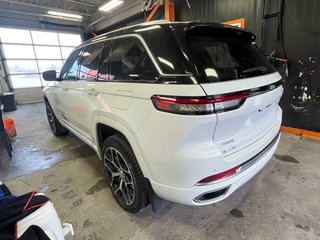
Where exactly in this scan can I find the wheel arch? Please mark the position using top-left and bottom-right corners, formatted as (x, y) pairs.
(96, 121), (151, 179)
(43, 95), (58, 117)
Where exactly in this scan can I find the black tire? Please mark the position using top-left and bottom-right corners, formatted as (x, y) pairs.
(102, 134), (148, 213)
(45, 100), (69, 136)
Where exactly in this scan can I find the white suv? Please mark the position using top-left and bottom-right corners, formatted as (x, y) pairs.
(43, 21), (283, 213)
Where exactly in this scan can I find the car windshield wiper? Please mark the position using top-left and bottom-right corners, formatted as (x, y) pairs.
(242, 66), (268, 74)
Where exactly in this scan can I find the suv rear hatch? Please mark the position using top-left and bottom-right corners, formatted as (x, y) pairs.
(184, 24), (283, 156)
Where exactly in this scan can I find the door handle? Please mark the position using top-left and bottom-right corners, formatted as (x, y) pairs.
(87, 88), (99, 96)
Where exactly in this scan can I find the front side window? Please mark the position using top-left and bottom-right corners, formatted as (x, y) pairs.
(60, 49), (82, 80)
(78, 42), (104, 80)
(109, 37), (158, 81)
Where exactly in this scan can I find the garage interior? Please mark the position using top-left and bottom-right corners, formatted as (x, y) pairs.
(0, 0), (320, 239)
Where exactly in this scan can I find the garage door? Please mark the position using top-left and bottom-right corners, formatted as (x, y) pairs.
(0, 27), (81, 103)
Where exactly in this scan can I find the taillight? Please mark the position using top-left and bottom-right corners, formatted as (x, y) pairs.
(197, 166), (241, 185)
(151, 92), (247, 115)
(151, 96), (215, 115)
(213, 92), (248, 112)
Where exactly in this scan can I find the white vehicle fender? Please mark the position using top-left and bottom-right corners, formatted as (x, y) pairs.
(95, 116), (151, 180)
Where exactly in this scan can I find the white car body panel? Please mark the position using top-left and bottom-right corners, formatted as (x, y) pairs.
(150, 131), (280, 205)
(97, 83), (209, 179)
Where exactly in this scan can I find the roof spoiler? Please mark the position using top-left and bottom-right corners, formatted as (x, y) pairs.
(184, 22), (256, 43)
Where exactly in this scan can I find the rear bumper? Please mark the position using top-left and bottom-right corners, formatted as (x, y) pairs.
(149, 126), (281, 206)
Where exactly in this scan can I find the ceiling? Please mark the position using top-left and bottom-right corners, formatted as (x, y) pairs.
(0, 0), (142, 32)
(0, 0), (103, 21)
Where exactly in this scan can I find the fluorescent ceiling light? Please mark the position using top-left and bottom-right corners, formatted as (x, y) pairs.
(99, 0), (124, 12)
(47, 11), (83, 19)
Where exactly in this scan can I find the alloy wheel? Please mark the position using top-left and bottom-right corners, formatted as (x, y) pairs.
(46, 104), (56, 133)
(104, 147), (135, 206)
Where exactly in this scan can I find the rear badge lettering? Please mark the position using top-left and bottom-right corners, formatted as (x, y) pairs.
(221, 139), (234, 146)
(223, 146), (236, 155)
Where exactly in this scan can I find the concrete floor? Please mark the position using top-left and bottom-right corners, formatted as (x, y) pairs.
(1, 102), (320, 240)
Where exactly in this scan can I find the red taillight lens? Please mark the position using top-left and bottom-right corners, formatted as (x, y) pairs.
(151, 96), (215, 115)
(213, 92), (248, 112)
(197, 166), (240, 184)
(151, 92), (247, 115)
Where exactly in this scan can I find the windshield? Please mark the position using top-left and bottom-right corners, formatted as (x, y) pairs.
(187, 36), (275, 83)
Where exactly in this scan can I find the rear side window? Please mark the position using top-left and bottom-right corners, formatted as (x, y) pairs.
(78, 42), (104, 80)
(109, 37), (158, 81)
(60, 49), (82, 80)
(187, 35), (275, 83)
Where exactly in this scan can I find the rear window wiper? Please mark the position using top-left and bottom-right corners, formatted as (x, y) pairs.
(242, 66), (268, 74)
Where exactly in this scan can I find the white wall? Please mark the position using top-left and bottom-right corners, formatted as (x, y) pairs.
(14, 87), (44, 104)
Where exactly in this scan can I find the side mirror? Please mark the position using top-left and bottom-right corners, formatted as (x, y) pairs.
(43, 70), (59, 81)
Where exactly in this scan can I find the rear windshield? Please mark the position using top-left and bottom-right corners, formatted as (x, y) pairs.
(187, 35), (275, 83)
